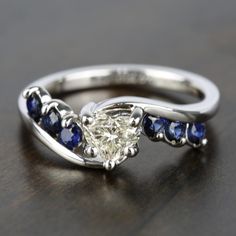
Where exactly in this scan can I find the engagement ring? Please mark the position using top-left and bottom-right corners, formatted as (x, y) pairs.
(18, 65), (220, 170)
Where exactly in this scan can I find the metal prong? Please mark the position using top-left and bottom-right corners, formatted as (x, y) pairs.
(129, 107), (143, 127)
(82, 115), (94, 125)
(171, 140), (177, 146)
(22, 89), (31, 98)
(103, 160), (116, 171)
(201, 138), (208, 146)
(192, 138), (208, 148)
(192, 143), (199, 148)
(41, 104), (49, 116)
(41, 101), (58, 116)
(84, 145), (98, 157)
(124, 144), (139, 157)
(180, 137), (187, 146)
(22, 87), (39, 98)
(155, 132), (164, 141)
(61, 117), (73, 128)
(61, 114), (78, 128)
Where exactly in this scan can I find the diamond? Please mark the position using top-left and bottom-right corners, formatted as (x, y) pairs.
(83, 109), (141, 162)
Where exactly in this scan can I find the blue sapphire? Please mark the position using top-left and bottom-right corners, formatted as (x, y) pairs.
(58, 123), (83, 150)
(26, 93), (42, 122)
(41, 109), (62, 136)
(143, 115), (169, 138)
(187, 123), (206, 144)
(165, 121), (186, 141)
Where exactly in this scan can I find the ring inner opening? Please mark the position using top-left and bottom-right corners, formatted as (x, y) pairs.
(50, 68), (204, 113)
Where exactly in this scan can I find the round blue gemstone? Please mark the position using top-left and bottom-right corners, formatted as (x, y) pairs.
(165, 121), (186, 141)
(143, 115), (169, 138)
(58, 123), (82, 150)
(188, 123), (206, 144)
(26, 94), (42, 121)
(41, 109), (62, 135)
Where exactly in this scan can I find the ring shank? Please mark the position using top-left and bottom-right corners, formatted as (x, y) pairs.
(19, 64), (220, 122)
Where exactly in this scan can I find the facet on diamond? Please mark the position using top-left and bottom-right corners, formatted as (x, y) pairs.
(83, 109), (142, 162)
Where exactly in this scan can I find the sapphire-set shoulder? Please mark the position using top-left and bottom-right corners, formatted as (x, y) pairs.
(25, 90), (83, 151)
(143, 114), (206, 147)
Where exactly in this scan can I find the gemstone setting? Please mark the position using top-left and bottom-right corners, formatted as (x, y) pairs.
(187, 123), (206, 144)
(58, 123), (83, 150)
(143, 115), (168, 139)
(165, 121), (186, 142)
(41, 108), (62, 136)
(26, 93), (42, 121)
(83, 109), (142, 162)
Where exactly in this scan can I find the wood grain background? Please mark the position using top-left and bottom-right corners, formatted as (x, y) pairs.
(0, 0), (235, 235)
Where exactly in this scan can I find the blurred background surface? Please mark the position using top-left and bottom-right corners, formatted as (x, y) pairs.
(0, 1), (236, 235)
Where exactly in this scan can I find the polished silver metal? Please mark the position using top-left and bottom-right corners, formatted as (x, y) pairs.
(18, 64), (220, 170)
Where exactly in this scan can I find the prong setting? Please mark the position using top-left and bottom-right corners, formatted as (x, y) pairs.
(155, 132), (164, 141)
(81, 107), (142, 167)
(84, 145), (98, 157)
(201, 138), (208, 146)
(124, 144), (139, 157)
(61, 117), (73, 128)
(41, 101), (59, 116)
(61, 114), (78, 128)
(180, 137), (187, 145)
(23, 87), (39, 98)
(129, 107), (144, 127)
(103, 160), (116, 171)
(23, 86), (51, 103)
(82, 115), (94, 125)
